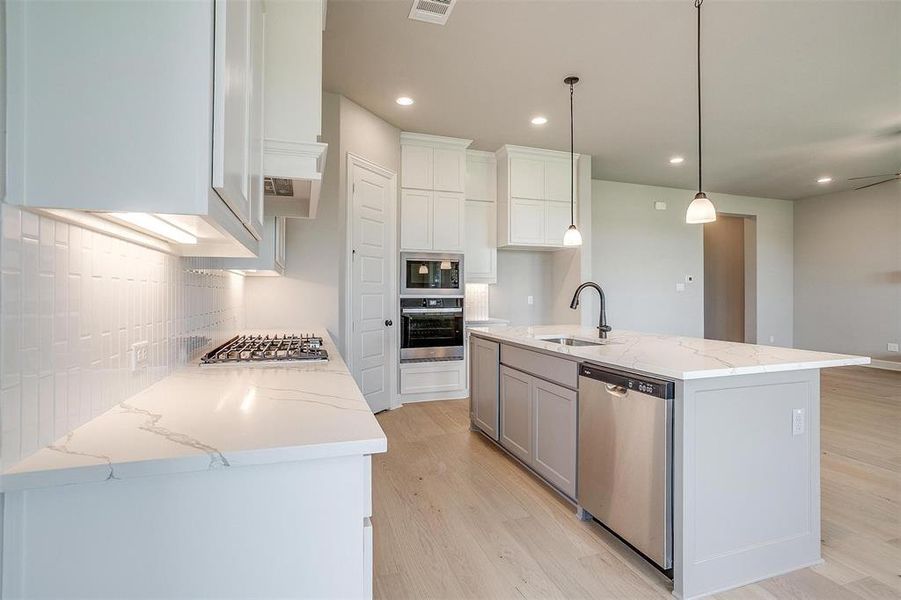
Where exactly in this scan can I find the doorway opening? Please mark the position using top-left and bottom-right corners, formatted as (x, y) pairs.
(703, 214), (757, 343)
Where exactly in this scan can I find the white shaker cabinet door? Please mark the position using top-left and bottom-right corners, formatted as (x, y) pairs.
(246, 0), (265, 239)
(400, 189), (434, 251)
(544, 158), (572, 203)
(545, 201), (571, 247)
(509, 156), (545, 200)
(465, 156), (495, 202)
(432, 191), (464, 252)
(401, 144), (434, 190)
(464, 200), (496, 283)
(434, 147), (465, 193)
(212, 0), (254, 228)
(509, 198), (546, 246)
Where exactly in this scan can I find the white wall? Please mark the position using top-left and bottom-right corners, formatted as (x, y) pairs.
(489, 250), (554, 326)
(591, 180), (794, 345)
(794, 180), (900, 363)
(0, 205), (245, 468)
(245, 94), (400, 353)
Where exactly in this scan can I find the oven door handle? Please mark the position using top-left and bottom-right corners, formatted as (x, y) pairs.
(401, 308), (463, 315)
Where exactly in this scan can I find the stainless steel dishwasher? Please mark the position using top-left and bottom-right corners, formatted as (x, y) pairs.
(577, 364), (675, 570)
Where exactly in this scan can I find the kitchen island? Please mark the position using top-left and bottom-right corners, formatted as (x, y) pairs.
(469, 325), (869, 600)
(0, 330), (385, 599)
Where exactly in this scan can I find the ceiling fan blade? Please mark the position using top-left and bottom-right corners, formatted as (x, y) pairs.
(854, 178), (897, 191)
(848, 173), (899, 180)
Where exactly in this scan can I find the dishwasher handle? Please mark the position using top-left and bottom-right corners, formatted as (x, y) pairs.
(579, 364), (675, 400)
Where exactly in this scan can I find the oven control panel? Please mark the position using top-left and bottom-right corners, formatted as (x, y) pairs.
(400, 297), (464, 309)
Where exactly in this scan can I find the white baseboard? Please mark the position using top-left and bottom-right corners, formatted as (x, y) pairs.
(867, 359), (901, 372)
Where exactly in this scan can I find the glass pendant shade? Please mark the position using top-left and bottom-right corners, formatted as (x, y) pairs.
(418, 264), (428, 274)
(562, 224), (583, 246)
(439, 260), (452, 270)
(685, 192), (717, 224)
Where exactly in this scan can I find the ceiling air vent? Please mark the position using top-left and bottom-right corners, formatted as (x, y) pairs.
(408, 0), (456, 25)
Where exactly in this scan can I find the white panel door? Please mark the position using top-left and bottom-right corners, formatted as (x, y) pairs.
(400, 189), (433, 250)
(464, 200), (496, 283)
(509, 198), (546, 246)
(434, 148), (465, 192)
(545, 158), (572, 203)
(401, 144), (433, 190)
(432, 191), (464, 252)
(351, 160), (395, 412)
(509, 156), (545, 200)
(212, 0), (253, 226)
(545, 201), (571, 247)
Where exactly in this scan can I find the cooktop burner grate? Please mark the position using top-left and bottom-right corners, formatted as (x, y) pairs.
(200, 334), (328, 365)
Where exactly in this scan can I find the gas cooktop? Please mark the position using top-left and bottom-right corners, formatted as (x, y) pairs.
(200, 334), (328, 365)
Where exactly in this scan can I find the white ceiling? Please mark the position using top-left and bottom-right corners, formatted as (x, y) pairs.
(323, 0), (901, 200)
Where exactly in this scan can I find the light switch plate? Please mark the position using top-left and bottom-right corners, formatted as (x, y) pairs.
(888, 342), (899, 352)
(792, 408), (805, 436)
(654, 201), (667, 210)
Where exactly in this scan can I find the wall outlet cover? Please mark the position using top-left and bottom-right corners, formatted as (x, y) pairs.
(792, 408), (806, 436)
(888, 343), (900, 352)
(131, 341), (149, 372)
(675, 283), (685, 292)
(527, 295), (534, 305)
(654, 201), (667, 210)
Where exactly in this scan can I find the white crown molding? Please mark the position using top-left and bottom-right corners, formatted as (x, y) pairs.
(496, 144), (581, 161)
(466, 149), (497, 163)
(263, 139), (328, 180)
(400, 131), (473, 149)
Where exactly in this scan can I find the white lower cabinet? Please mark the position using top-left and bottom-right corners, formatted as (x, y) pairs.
(400, 360), (466, 396)
(494, 344), (578, 499)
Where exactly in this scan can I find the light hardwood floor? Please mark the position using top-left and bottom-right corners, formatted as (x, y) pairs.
(372, 366), (901, 599)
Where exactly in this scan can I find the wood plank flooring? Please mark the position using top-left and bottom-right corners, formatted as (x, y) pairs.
(373, 366), (901, 599)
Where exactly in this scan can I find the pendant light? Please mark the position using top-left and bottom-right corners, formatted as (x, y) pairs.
(685, 0), (717, 224)
(562, 75), (583, 246)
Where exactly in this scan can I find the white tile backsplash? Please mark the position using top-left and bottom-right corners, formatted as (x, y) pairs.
(0, 204), (245, 468)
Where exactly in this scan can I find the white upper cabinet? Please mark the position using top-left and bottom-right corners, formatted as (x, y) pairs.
(464, 151), (497, 284)
(400, 133), (471, 252)
(401, 145), (435, 190)
(6, 0), (265, 257)
(261, 0), (328, 220)
(496, 145), (580, 249)
(216, 216), (286, 276)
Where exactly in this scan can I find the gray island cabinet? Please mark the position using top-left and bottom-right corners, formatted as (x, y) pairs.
(468, 325), (868, 600)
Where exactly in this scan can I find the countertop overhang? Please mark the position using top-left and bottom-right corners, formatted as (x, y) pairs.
(1, 330), (386, 492)
(470, 324), (870, 380)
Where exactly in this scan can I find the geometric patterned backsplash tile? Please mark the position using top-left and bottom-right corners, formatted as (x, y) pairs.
(0, 204), (245, 468)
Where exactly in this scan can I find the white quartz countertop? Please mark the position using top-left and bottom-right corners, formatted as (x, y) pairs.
(2, 330), (387, 492)
(470, 324), (869, 380)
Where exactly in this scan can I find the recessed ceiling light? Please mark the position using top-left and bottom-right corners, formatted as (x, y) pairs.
(530, 116), (548, 125)
(396, 96), (414, 106)
(669, 156), (685, 164)
(817, 176), (832, 184)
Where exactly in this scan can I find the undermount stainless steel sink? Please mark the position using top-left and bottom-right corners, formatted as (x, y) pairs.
(536, 335), (608, 347)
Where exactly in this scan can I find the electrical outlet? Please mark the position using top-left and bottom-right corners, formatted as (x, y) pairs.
(131, 341), (149, 372)
(769, 335), (775, 344)
(888, 342), (899, 352)
(527, 295), (534, 305)
(675, 283), (685, 292)
(792, 408), (806, 436)
(654, 201), (667, 211)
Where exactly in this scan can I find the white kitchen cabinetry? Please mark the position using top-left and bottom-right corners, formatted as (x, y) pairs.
(470, 336), (500, 440)
(217, 216), (286, 276)
(400, 133), (471, 252)
(496, 145), (580, 249)
(464, 151), (497, 284)
(6, 0), (266, 257)
(400, 361), (466, 396)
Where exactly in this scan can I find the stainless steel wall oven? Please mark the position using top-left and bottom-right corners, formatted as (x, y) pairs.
(400, 297), (464, 361)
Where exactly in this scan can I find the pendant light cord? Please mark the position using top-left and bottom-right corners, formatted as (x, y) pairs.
(570, 80), (575, 224)
(696, 0), (703, 193)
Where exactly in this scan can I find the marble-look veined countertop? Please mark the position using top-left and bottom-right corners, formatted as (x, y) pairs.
(2, 330), (387, 492)
(470, 324), (869, 380)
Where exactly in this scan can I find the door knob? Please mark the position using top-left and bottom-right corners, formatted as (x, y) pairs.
(385, 320), (393, 327)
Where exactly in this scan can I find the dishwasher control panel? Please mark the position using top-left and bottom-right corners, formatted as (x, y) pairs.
(579, 365), (675, 400)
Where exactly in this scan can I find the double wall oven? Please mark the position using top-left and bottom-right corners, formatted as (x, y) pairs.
(400, 253), (464, 362)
